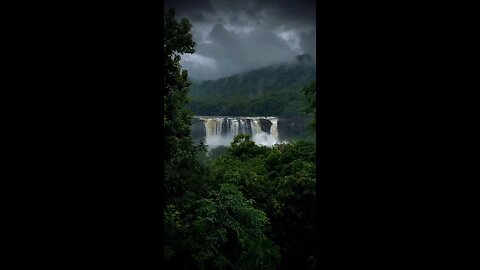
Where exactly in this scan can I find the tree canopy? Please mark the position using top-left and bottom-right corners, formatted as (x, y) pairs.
(187, 63), (316, 117)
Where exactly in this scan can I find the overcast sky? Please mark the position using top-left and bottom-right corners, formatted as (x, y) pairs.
(164, 0), (316, 81)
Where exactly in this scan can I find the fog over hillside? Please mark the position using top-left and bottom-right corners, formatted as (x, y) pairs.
(186, 55), (316, 117)
(164, 0), (316, 80)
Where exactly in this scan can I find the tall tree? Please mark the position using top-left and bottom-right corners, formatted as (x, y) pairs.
(163, 9), (208, 199)
(164, 9), (196, 161)
(164, 10), (200, 268)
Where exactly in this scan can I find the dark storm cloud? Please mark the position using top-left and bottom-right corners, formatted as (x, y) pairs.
(164, 0), (316, 80)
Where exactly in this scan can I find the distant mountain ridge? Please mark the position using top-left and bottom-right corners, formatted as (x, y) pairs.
(187, 54), (316, 117)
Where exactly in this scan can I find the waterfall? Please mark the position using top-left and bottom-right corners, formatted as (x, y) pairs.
(250, 119), (262, 136)
(217, 118), (224, 135)
(269, 118), (279, 142)
(197, 116), (281, 148)
(204, 119), (217, 137)
(230, 119), (239, 135)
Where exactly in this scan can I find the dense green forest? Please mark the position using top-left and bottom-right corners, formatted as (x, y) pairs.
(187, 57), (315, 116)
(164, 10), (316, 270)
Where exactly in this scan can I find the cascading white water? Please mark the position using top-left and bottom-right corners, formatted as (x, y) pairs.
(269, 118), (279, 142)
(204, 119), (217, 137)
(217, 118), (224, 135)
(230, 119), (239, 135)
(197, 116), (282, 149)
(239, 119), (246, 134)
(250, 119), (262, 136)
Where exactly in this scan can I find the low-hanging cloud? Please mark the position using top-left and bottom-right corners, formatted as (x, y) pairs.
(165, 0), (316, 81)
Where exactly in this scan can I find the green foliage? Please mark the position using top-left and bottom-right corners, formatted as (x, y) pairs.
(227, 134), (269, 159)
(236, 238), (281, 270)
(187, 64), (316, 116)
(163, 11), (211, 268)
(165, 133), (316, 269)
(190, 184), (280, 270)
(207, 145), (228, 159)
(163, 9), (208, 200)
(302, 81), (316, 131)
(210, 136), (317, 269)
(164, 8), (197, 161)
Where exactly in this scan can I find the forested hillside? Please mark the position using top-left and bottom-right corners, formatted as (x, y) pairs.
(187, 56), (316, 116)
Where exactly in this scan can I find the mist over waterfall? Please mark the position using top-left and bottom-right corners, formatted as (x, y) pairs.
(196, 116), (282, 149)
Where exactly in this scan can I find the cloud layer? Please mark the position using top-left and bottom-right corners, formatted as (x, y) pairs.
(165, 0), (316, 80)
